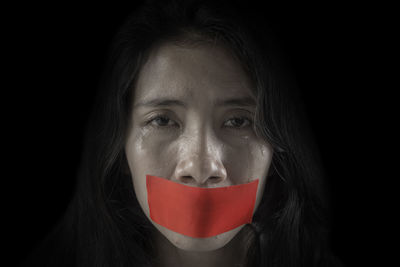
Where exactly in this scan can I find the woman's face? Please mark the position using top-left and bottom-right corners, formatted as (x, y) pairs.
(125, 42), (273, 252)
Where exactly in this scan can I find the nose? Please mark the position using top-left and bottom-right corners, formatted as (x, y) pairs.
(173, 131), (227, 186)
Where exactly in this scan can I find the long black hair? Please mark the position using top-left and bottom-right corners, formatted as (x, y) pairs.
(24, 0), (342, 266)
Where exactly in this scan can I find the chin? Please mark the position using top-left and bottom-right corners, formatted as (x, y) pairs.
(153, 222), (245, 251)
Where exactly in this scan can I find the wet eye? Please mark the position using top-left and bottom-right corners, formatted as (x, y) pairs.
(224, 117), (252, 129)
(146, 115), (178, 128)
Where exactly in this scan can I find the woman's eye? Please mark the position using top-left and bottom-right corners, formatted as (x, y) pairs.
(145, 115), (252, 130)
(146, 115), (178, 128)
(224, 117), (252, 129)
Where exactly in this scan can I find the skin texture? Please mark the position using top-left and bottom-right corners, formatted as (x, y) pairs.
(125, 42), (273, 266)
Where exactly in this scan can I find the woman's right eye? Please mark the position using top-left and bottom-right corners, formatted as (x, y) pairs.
(146, 115), (178, 128)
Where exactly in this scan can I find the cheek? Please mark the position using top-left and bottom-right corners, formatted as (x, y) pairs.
(224, 136), (273, 179)
(239, 140), (273, 210)
(125, 128), (178, 212)
(126, 128), (175, 174)
(215, 135), (273, 212)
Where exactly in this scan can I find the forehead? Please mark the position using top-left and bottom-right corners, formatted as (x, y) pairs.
(133, 42), (255, 105)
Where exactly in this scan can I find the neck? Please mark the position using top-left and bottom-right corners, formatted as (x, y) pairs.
(152, 226), (252, 267)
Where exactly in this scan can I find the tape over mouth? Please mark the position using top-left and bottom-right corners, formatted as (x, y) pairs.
(146, 174), (259, 238)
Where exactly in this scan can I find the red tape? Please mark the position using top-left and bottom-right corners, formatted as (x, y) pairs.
(146, 174), (259, 238)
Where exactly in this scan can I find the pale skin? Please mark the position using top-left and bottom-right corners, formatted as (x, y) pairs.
(124, 41), (274, 267)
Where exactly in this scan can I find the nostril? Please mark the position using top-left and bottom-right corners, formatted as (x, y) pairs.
(209, 176), (223, 183)
(181, 176), (193, 182)
(179, 176), (223, 184)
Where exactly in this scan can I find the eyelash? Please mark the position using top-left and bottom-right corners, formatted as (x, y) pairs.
(145, 114), (253, 130)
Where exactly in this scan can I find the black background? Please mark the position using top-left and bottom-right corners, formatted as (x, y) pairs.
(5, 1), (387, 266)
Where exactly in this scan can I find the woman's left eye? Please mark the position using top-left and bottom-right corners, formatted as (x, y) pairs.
(223, 117), (252, 129)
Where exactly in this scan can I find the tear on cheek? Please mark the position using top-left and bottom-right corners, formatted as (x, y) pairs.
(146, 174), (259, 238)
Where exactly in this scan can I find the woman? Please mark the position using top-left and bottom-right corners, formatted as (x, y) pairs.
(24, 0), (342, 266)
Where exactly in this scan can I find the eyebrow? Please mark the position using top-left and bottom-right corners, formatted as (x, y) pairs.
(133, 96), (256, 109)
